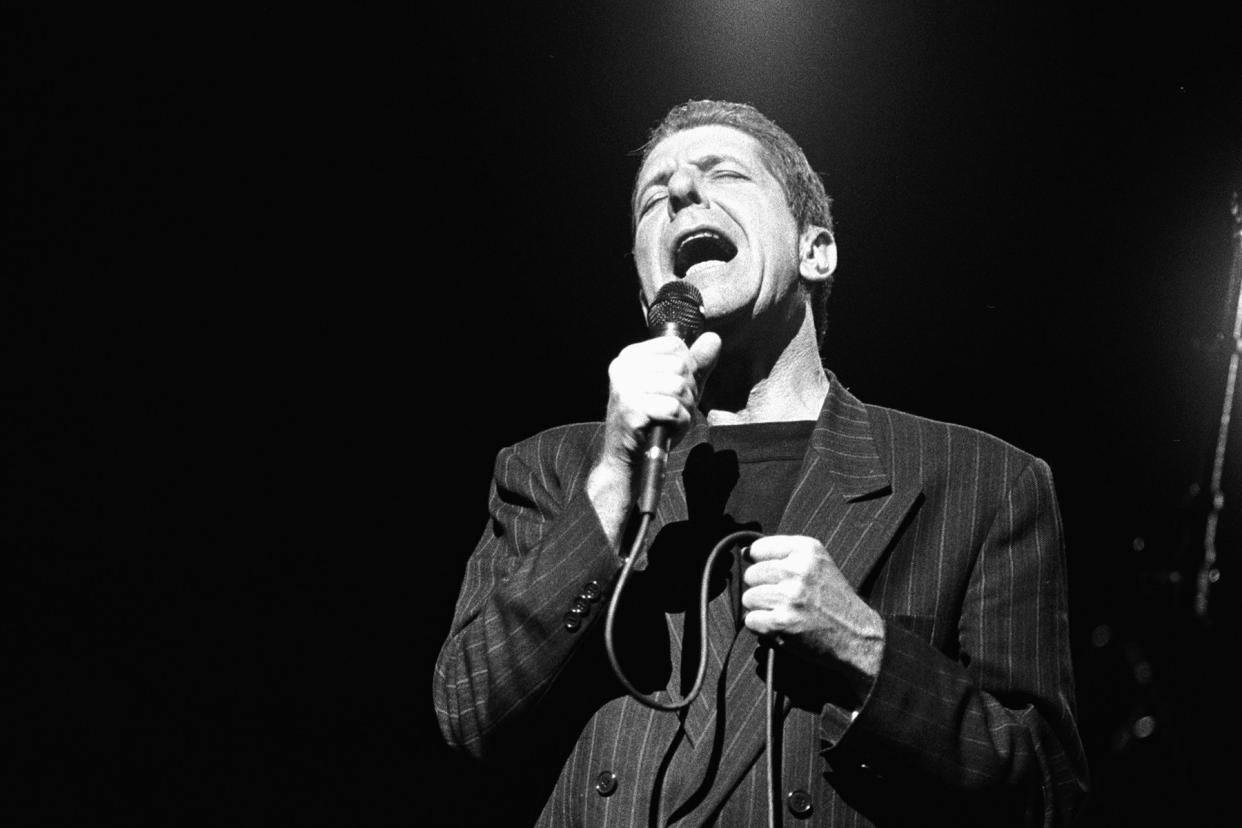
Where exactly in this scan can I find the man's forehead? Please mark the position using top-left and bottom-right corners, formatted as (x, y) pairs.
(639, 124), (764, 177)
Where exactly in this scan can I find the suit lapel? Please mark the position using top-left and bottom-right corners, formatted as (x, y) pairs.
(668, 376), (923, 825)
(782, 378), (923, 591)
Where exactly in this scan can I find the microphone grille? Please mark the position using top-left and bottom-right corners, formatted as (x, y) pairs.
(647, 281), (705, 342)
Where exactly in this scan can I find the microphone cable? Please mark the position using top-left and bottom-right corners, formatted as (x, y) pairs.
(604, 525), (779, 828)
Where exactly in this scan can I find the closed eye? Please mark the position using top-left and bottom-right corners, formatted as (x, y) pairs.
(639, 190), (667, 215)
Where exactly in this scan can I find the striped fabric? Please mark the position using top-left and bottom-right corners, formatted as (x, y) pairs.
(433, 374), (1088, 826)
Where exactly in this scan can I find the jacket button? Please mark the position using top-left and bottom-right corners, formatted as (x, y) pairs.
(570, 597), (591, 615)
(594, 770), (618, 797)
(786, 789), (813, 818)
(581, 581), (603, 601)
(563, 612), (582, 632)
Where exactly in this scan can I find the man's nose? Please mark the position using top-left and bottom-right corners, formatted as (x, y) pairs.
(666, 166), (706, 217)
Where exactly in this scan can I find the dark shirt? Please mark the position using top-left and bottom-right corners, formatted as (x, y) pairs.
(704, 419), (816, 534)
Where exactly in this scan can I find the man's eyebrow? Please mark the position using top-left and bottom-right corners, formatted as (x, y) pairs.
(693, 153), (750, 171)
(635, 162), (671, 197)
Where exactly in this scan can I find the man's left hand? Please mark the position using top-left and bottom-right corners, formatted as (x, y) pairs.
(741, 535), (885, 695)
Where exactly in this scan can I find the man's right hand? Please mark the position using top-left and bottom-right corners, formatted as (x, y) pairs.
(587, 331), (721, 546)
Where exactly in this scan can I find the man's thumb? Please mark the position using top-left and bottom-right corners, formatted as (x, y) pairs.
(690, 331), (722, 392)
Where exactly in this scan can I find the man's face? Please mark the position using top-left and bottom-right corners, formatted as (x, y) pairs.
(632, 125), (805, 333)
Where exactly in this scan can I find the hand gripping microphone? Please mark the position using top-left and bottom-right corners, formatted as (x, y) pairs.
(636, 281), (705, 515)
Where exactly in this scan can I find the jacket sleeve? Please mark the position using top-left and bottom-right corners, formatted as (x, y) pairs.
(431, 425), (623, 759)
(823, 457), (1090, 826)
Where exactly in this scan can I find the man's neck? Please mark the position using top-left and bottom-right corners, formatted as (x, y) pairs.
(701, 308), (829, 425)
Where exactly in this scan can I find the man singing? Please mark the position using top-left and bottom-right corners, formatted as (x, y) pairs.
(433, 99), (1088, 826)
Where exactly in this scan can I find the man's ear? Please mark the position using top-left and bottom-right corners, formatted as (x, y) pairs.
(798, 226), (837, 284)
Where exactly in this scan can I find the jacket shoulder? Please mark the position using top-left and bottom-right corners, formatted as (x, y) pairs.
(492, 421), (605, 495)
(863, 403), (1048, 490)
(504, 421), (604, 459)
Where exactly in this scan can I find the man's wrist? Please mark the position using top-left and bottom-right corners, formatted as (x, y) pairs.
(842, 612), (885, 705)
(586, 460), (632, 548)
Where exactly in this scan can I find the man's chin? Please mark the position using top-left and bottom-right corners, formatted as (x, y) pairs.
(699, 300), (750, 341)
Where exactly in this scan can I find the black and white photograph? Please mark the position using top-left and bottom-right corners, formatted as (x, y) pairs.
(7, 2), (1239, 825)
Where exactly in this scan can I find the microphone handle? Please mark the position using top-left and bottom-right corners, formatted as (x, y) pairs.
(635, 298), (703, 516)
(636, 423), (671, 516)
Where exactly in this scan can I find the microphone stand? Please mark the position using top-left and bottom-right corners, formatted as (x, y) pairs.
(1194, 192), (1242, 622)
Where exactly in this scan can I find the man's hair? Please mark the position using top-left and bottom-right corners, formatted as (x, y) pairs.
(633, 99), (836, 345)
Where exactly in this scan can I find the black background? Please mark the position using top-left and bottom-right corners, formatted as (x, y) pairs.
(6, 2), (1239, 825)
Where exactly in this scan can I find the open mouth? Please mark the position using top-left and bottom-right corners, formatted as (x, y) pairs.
(673, 230), (738, 278)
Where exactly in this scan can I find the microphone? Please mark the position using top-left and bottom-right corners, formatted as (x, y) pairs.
(636, 281), (706, 515)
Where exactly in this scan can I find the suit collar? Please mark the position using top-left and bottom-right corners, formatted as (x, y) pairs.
(806, 371), (892, 502)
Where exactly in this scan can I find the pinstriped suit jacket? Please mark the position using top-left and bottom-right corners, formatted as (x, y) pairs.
(434, 375), (1088, 826)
